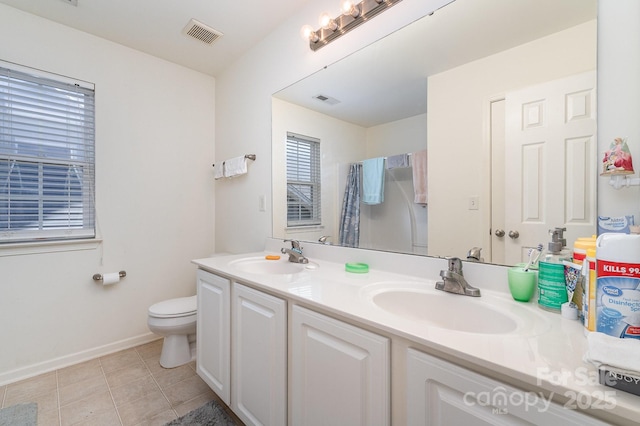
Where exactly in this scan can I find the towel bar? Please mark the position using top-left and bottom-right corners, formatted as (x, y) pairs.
(212, 154), (256, 168)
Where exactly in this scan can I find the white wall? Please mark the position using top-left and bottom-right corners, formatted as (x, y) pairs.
(0, 5), (215, 383)
(427, 21), (596, 258)
(214, 0), (455, 254)
(597, 0), (640, 220)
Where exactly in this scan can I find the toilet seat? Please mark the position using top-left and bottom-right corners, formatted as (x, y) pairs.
(148, 295), (196, 318)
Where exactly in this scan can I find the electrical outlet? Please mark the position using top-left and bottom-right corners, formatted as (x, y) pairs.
(468, 196), (479, 210)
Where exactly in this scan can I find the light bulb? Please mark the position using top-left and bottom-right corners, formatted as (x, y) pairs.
(341, 0), (354, 13)
(319, 12), (337, 31)
(341, 0), (361, 17)
(300, 24), (319, 42)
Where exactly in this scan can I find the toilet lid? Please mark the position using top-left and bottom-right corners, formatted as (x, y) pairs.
(149, 295), (197, 318)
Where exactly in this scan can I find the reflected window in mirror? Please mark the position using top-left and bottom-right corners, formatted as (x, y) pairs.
(286, 132), (322, 227)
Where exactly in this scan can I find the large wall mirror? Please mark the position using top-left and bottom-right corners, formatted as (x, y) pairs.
(272, 0), (597, 266)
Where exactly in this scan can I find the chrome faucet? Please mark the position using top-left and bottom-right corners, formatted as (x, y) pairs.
(466, 247), (484, 262)
(281, 239), (309, 264)
(435, 257), (481, 297)
(318, 235), (331, 244)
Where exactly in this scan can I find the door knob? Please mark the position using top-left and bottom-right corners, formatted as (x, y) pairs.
(495, 229), (505, 237)
(509, 230), (520, 239)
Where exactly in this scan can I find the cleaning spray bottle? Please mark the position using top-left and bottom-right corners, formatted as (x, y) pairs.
(538, 227), (571, 312)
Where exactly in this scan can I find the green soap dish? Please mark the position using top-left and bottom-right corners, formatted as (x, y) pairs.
(345, 262), (369, 273)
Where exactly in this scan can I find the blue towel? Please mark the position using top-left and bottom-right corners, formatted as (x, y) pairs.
(362, 157), (385, 205)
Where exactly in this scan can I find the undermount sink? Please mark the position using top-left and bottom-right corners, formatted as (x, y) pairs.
(363, 281), (551, 336)
(229, 257), (307, 275)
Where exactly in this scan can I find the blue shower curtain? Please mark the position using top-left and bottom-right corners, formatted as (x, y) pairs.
(339, 163), (362, 248)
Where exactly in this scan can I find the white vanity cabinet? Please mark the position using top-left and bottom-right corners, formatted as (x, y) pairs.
(196, 269), (231, 405)
(231, 283), (287, 426)
(291, 305), (390, 426)
(406, 348), (607, 426)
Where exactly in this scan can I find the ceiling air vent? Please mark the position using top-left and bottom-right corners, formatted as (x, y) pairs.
(182, 19), (223, 45)
(313, 94), (341, 105)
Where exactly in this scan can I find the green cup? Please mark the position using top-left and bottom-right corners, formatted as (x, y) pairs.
(507, 267), (537, 302)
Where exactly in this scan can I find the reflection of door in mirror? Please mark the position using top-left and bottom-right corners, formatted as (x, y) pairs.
(496, 71), (597, 265)
(428, 19), (597, 264)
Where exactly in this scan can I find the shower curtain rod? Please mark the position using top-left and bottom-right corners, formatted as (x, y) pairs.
(355, 152), (413, 165)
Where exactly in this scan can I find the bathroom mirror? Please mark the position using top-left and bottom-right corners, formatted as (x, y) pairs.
(272, 0), (598, 266)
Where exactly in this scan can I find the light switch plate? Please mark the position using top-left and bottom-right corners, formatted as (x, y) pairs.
(468, 196), (479, 210)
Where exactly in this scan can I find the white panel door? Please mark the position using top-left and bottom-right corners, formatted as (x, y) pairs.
(504, 71), (596, 264)
(490, 99), (507, 264)
(291, 305), (390, 426)
(406, 348), (608, 426)
(196, 269), (231, 405)
(232, 283), (287, 426)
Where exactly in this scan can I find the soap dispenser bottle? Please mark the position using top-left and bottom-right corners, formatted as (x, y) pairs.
(538, 227), (571, 312)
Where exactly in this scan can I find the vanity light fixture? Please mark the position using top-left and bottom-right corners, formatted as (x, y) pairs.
(302, 0), (403, 51)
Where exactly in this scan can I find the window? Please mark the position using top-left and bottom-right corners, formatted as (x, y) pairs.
(0, 62), (95, 243)
(286, 132), (321, 227)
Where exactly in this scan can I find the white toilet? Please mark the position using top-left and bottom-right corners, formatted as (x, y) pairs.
(147, 295), (197, 368)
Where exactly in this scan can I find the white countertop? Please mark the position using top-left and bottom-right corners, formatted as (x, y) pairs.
(192, 240), (639, 425)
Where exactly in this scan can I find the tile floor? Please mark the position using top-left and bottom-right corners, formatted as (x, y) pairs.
(0, 339), (244, 425)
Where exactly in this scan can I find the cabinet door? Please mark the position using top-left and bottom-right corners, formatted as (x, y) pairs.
(232, 283), (287, 426)
(196, 269), (231, 405)
(291, 305), (390, 426)
(406, 348), (608, 426)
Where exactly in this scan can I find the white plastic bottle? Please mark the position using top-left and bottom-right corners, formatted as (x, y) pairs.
(538, 228), (571, 312)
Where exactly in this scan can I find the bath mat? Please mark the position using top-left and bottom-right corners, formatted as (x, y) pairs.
(0, 402), (37, 426)
(164, 399), (237, 426)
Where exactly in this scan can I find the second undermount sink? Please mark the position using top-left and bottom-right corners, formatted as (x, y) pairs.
(229, 257), (307, 275)
(363, 281), (551, 336)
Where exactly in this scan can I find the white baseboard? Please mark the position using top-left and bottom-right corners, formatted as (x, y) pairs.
(0, 333), (161, 386)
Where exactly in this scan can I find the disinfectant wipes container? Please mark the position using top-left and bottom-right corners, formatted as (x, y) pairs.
(595, 233), (640, 339)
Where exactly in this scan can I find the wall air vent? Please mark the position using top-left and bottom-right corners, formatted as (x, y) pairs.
(182, 19), (223, 45)
(313, 94), (341, 105)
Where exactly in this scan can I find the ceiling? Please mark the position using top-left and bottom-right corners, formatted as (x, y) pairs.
(0, 0), (597, 126)
(0, 0), (311, 76)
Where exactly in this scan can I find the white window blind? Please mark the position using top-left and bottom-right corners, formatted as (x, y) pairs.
(286, 132), (321, 226)
(0, 62), (96, 243)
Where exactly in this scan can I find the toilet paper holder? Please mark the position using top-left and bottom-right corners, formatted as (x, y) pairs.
(93, 271), (127, 281)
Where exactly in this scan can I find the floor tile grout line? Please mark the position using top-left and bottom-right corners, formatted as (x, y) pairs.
(55, 369), (62, 426)
(99, 357), (125, 426)
(135, 346), (180, 421)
